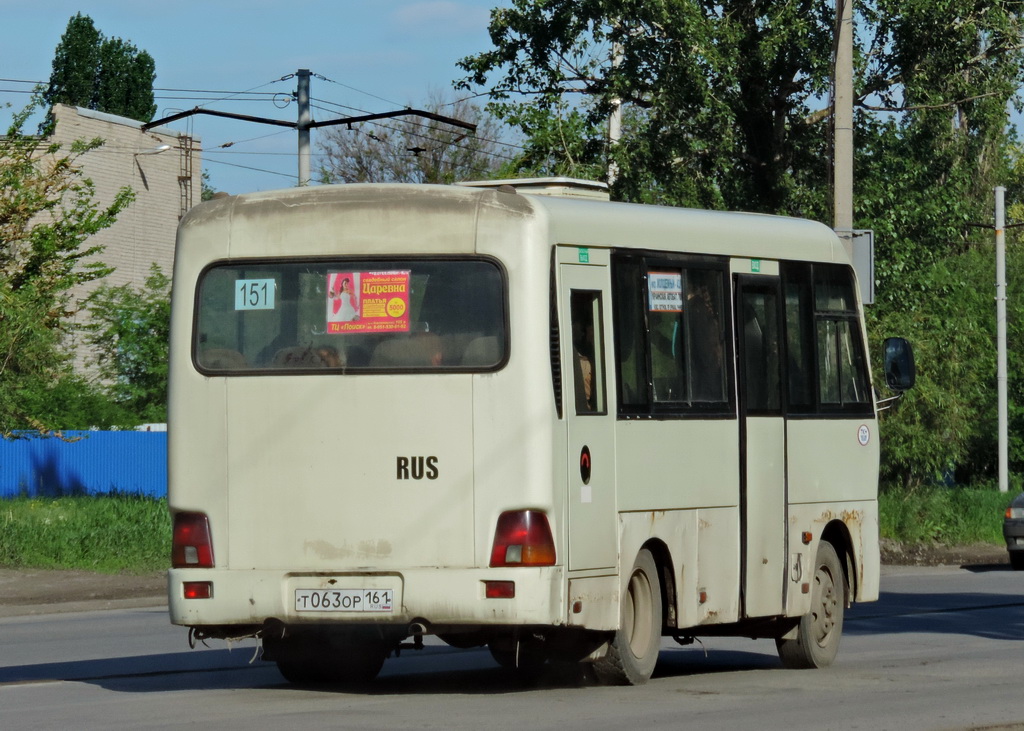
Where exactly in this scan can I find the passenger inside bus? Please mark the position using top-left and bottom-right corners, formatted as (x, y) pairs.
(571, 291), (598, 413)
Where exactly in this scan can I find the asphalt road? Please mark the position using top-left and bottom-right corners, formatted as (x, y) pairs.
(0, 564), (1022, 730)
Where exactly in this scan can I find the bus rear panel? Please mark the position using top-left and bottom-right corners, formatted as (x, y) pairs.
(168, 181), (897, 684)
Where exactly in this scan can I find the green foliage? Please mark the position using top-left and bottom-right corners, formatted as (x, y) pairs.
(200, 170), (218, 201)
(459, 0), (837, 212)
(20, 375), (137, 431)
(95, 37), (157, 122)
(85, 264), (170, 425)
(0, 488), (1007, 575)
(489, 100), (607, 181)
(463, 0), (1024, 487)
(0, 101), (134, 436)
(461, 1), (1022, 219)
(871, 249), (993, 485)
(856, 0), (1020, 300)
(0, 495), (169, 573)
(43, 13), (101, 114)
(870, 229), (1024, 487)
(43, 13), (157, 123)
(879, 483), (1013, 545)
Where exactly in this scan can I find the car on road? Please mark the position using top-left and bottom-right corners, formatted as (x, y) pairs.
(1003, 492), (1024, 570)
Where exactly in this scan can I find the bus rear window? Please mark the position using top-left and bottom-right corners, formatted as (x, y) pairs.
(194, 258), (507, 373)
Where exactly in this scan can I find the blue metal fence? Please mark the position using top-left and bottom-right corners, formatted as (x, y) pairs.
(0, 431), (167, 498)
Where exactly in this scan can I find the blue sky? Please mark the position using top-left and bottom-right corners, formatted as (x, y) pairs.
(0, 1), (512, 194)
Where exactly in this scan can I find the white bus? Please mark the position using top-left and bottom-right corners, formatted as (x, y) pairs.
(168, 178), (913, 685)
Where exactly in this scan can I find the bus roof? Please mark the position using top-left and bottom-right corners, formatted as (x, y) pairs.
(180, 182), (848, 266)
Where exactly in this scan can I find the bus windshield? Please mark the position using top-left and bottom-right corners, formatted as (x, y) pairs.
(194, 257), (507, 373)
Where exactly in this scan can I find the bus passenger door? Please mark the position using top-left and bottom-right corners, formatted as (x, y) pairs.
(735, 274), (787, 618)
(560, 255), (617, 572)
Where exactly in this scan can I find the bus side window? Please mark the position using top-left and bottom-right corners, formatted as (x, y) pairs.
(782, 262), (872, 414)
(685, 269), (727, 403)
(740, 288), (782, 413)
(613, 257), (649, 410)
(814, 265), (870, 409)
(571, 291), (606, 414)
(612, 253), (731, 416)
(783, 265), (815, 412)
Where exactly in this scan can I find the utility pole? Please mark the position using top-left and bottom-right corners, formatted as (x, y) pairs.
(297, 69), (311, 186)
(141, 70), (477, 190)
(996, 186), (1009, 493)
(607, 41), (623, 187)
(834, 0), (854, 259)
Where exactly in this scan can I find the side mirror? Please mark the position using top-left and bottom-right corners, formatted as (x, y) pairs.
(883, 337), (915, 392)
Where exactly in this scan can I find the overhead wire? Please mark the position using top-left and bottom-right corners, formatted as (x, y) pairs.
(310, 96), (527, 155)
(3, 72), (524, 179)
(204, 156), (297, 180)
(308, 101), (519, 165)
(187, 75), (294, 110)
(312, 72), (406, 110)
(207, 128), (292, 151)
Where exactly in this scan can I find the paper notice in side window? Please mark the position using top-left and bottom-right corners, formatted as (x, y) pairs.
(648, 271), (683, 312)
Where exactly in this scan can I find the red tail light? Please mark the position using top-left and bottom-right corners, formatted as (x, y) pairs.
(172, 512), (215, 568)
(490, 510), (556, 567)
(484, 580), (516, 598)
(183, 581), (213, 599)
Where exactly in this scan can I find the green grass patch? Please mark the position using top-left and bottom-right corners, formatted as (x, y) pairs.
(879, 482), (1014, 545)
(0, 486), (1016, 573)
(0, 494), (170, 573)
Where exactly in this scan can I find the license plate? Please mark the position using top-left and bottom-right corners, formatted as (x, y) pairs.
(294, 588), (393, 613)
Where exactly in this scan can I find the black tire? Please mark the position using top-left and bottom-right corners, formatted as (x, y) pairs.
(276, 655), (333, 685)
(776, 541), (845, 669)
(274, 640), (386, 685)
(593, 548), (663, 685)
(488, 642), (548, 676)
(1010, 552), (1024, 571)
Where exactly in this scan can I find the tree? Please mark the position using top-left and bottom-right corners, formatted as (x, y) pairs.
(85, 264), (170, 425)
(200, 170), (218, 202)
(43, 13), (101, 113)
(460, 0), (1024, 487)
(318, 90), (509, 184)
(43, 13), (157, 123)
(855, 0), (1023, 303)
(94, 37), (157, 122)
(459, 0), (1023, 223)
(459, 0), (837, 211)
(0, 101), (134, 435)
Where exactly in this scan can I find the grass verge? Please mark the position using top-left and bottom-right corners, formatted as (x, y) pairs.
(879, 482), (1013, 545)
(0, 494), (169, 573)
(0, 486), (1016, 573)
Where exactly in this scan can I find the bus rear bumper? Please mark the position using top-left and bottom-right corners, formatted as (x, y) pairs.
(167, 566), (568, 633)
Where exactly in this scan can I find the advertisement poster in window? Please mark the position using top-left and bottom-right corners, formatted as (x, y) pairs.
(327, 270), (411, 334)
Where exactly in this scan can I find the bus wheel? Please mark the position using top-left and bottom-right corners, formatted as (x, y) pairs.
(489, 641), (548, 677)
(593, 549), (662, 685)
(274, 640), (386, 685)
(275, 655), (331, 685)
(776, 541), (845, 669)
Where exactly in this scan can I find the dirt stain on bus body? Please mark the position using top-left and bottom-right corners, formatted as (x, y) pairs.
(304, 539), (394, 561)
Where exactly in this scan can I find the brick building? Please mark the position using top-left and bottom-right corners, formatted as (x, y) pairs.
(47, 104), (201, 370)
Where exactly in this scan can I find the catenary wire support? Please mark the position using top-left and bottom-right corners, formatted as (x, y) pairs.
(142, 69), (477, 188)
